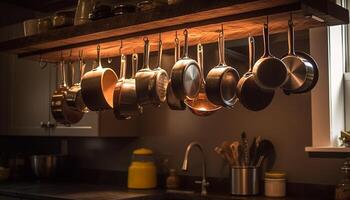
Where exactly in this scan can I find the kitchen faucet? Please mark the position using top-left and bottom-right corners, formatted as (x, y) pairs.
(181, 142), (209, 195)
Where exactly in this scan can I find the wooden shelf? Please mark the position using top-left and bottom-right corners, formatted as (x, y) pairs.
(305, 146), (350, 153)
(0, 0), (348, 62)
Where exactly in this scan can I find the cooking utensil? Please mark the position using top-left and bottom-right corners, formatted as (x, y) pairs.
(255, 140), (275, 167)
(167, 32), (186, 110)
(150, 33), (169, 106)
(74, 0), (94, 25)
(185, 43), (222, 116)
(282, 16), (318, 94)
(52, 10), (75, 28)
(171, 29), (201, 100)
(66, 50), (87, 113)
(114, 53), (143, 119)
(135, 37), (155, 105)
(221, 141), (235, 165)
(23, 19), (38, 36)
(81, 45), (118, 111)
(236, 36), (274, 111)
(51, 60), (84, 125)
(230, 142), (240, 166)
(252, 18), (288, 90)
(214, 146), (228, 163)
(114, 49), (130, 120)
(205, 27), (240, 108)
(241, 132), (249, 167)
(136, 0), (156, 11)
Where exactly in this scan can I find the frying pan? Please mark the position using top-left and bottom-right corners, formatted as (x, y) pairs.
(185, 43), (221, 116)
(51, 60), (83, 125)
(171, 29), (201, 100)
(135, 37), (155, 106)
(205, 28), (240, 108)
(281, 18), (318, 94)
(150, 33), (169, 106)
(66, 50), (87, 113)
(113, 49), (130, 120)
(252, 19), (288, 90)
(81, 45), (118, 111)
(114, 53), (143, 119)
(236, 36), (274, 111)
(167, 32), (186, 110)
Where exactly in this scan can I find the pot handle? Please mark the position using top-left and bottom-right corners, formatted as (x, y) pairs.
(262, 16), (271, 57)
(131, 53), (138, 79)
(175, 31), (181, 62)
(119, 43), (126, 80)
(143, 37), (150, 69)
(197, 43), (204, 80)
(157, 33), (163, 68)
(218, 26), (226, 66)
(183, 29), (189, 58)
(288, 16), (295, 56)
(79, 50), (86, 82)
(60, 60), (67, 87)
(248, 36), (255, 72)
(96, 44), (102, 69)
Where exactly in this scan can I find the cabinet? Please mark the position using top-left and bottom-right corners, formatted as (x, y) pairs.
(0, 195), (20, 200)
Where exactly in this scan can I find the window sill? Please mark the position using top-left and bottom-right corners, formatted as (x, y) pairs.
(305, 146), (350, 153)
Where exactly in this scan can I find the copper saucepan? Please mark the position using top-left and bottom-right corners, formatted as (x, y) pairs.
(81, 45), (118, 111)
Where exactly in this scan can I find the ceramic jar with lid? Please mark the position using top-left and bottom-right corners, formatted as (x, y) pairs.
(264, 171), (287, 197)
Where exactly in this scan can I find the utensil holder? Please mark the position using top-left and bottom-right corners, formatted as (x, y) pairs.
(231, 166), (260, 195)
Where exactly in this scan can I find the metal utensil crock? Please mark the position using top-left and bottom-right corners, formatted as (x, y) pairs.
(231, 166), (260, 195)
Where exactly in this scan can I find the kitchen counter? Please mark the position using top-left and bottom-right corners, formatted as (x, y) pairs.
(0, 182), (332, 200)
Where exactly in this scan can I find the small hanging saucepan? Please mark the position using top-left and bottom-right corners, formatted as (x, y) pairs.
(252, 17), (288, 90)
(114, 45), (130, 120)
(185, 43), (222, 116)
(205, 27), (240, 108)
(171, 29), (201, 100)
(167, 32), (186, 110)
(115, 53), (143, 119)
(66, 50), (87, 113)
(236, 36), (275, 111)
(81, 45), (118, 111)
(51, 59), (83, 125)
(135, 37), (155, 106)
(281, 16), (319, 94)
(150, 33), (169, 106)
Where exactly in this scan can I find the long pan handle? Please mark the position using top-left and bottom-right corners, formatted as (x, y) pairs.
(79, 50), (85, 82)
(248, 36), (255, 72)
(197, 43), (204, 80)
(288, 19), (295, 55)
(143, 37), (150, 69)
(183, 29), (189, 58)
(218, 28), (226, 66)
(262, 17), (271, 57)
(96, 44), (102, 69)
(131, 53), (138, 79)
(157, 33), (163, 68)
(175, 32), (181, 62)
(120, 54), (126, 79)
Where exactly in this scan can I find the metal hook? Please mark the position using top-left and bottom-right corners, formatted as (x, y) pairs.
(107, 57), (112, 64)
(119, 40), (123, 55)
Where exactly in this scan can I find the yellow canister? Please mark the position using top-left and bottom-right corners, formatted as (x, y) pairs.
(128, 148), (157, 189)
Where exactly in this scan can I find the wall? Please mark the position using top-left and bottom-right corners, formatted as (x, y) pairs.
(0, 2), (347, 186)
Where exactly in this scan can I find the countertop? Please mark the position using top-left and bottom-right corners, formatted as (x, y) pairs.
(0, 182), (333, 200)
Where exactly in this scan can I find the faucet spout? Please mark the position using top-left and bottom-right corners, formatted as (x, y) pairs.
(181, 142), (209, 195)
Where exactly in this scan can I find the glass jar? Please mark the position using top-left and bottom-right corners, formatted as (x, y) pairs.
(335, 159), (350, 200)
